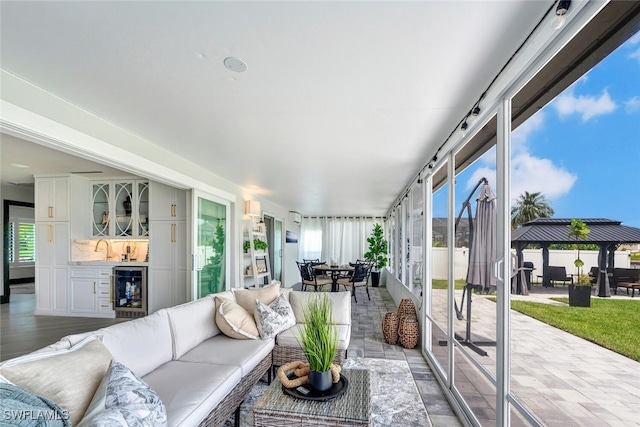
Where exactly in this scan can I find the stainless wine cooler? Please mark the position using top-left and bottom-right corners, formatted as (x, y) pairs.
(113, 266), (147, 318)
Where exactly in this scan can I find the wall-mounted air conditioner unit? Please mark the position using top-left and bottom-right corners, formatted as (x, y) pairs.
(288, 211), (301, 224)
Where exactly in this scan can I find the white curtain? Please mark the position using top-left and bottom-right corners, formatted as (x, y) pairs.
(300, 217), (383, 265)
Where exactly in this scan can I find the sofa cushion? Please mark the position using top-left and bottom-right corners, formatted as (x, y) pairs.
(78, 360), (167, 427)
(276, 324), (351, 351)
(289, 291), (352, 325)
(142, 361), (242, 427)
(98, 309), (173, 377)
(0, 336), (112, 425)
(214, 297), (259, 340)
(178, 334), (274, 376)
(254, 293), (296, 340)
(166, 295), (218, 360)
(232, 281), (280, 315)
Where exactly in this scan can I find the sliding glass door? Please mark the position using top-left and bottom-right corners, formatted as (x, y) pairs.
(191, 191), (230, 299)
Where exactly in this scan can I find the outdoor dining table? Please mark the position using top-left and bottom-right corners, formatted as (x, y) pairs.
(313, 264), (354, 292)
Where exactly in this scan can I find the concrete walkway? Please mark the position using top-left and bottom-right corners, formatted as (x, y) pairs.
(432, 285), (640, 426)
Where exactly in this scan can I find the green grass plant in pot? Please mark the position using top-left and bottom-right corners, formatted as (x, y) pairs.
(298, 294), (338, 392)
(364, 223), (388, 287)
(567, 219), (592, 307)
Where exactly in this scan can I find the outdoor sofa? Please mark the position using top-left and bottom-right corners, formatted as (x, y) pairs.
(610, 268), (640, 296)
(0, 284), (352, 427)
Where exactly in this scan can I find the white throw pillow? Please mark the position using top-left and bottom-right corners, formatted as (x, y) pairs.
(233, 281), (281, 315)
(0, 335), (112, 425)
(214, 296), (260, 340)
(254, 293), (296, 340)
(78, 360), (167, 427)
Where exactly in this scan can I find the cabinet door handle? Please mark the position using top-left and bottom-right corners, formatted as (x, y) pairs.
(94, 281), (97, 294)
(48, 206), (53, 218)
(171, 223), (176, 243)
(171, 204), (176, 217)
(48, 225), (53, 242)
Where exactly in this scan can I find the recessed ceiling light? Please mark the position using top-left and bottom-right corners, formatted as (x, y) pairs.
(10, 163), (29, 168)
(223, 57), (248, 73)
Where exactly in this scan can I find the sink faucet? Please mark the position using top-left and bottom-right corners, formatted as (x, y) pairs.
(94, 239), (112, 261)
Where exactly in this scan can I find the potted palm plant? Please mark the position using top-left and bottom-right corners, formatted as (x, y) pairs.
(364, 223), (388, 287)
(567, 219), (591, 307)
(298, 294), (338, 392)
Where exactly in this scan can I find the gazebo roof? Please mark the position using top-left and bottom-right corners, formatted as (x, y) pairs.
(511, 218), (640, 245)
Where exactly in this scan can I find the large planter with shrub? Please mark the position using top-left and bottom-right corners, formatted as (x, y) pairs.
(364, 223), (388, 288)
(568, 284), (591, 307)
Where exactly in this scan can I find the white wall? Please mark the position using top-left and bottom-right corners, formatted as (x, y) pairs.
(430, 247), (631, 281)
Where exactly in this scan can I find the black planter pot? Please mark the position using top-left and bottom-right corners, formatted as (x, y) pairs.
(568, 284), (591, 307)
(308, 370), (333, 392)
(371, 270), (380, 287)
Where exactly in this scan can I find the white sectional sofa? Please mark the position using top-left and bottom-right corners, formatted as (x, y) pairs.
(0, 287), (352, 427)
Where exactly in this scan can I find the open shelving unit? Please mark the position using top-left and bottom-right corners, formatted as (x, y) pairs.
(243, 221), (272, 288)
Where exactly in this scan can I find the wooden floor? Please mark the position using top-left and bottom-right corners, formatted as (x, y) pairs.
(0, 289), (123, 361)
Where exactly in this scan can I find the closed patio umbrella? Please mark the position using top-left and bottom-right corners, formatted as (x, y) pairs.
(455, 178), (497, 356)
(467, 181), (497, 293)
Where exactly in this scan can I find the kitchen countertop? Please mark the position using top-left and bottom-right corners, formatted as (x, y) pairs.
(68, 261), (149, 267)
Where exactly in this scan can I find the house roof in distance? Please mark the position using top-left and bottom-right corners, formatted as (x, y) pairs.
(511, 218), (640, 245)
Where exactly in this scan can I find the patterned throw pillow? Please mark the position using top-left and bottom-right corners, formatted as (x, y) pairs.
(77, 360), (167, 427)
(254, 293), (296, 340)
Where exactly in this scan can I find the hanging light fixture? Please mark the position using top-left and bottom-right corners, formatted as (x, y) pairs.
(551, 0), (571, 29)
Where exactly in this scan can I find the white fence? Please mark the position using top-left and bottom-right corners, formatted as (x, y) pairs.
(431, 247), (632, 280)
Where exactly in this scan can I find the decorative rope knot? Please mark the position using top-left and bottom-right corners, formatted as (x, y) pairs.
(277, 361), (342, 389)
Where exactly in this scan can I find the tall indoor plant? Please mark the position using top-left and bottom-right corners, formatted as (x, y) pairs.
(567, 219), (591, 307)
(364, 223), (388, 287)
(298, 294), (338, 392)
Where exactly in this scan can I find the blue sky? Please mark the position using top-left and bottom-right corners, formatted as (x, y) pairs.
(457, 30), (640, 228)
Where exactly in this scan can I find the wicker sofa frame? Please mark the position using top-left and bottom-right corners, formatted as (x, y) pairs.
(198, 353), (272, 427)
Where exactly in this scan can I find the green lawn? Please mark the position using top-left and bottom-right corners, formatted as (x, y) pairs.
(509, 298), (640, 362)
(432, 279), (467, 290)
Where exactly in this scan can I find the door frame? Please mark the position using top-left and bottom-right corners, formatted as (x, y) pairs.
(2, 200), (35, 304)
(190, 190), (232, 299)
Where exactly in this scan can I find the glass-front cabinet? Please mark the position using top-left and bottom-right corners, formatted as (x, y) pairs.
(92, 180), (149, 238)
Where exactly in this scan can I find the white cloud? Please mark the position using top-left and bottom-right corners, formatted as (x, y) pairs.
(553, 89), (616, 121)
(466, 111), (576, 204)
(625, 96), (640, 114)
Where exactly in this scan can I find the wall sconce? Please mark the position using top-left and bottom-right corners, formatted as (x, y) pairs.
(244, 200), (261, 217)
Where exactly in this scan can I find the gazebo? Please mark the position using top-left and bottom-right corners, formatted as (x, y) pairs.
(511, 218), (640, 297)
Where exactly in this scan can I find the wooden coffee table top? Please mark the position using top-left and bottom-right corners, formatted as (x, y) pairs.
(253, 368), (370, 426)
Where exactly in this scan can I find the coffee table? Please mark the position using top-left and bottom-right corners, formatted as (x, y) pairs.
(253, 368), (370, 426)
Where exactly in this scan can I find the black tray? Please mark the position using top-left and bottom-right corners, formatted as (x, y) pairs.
(282, 374), (348, 402)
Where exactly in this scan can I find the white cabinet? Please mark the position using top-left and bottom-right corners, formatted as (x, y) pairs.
(150, 182), (186, 221)
(148, 221), (187, 313)
(148, 184), (187, 313)
(69, 267), (114, 318)
(35, 222), (70, 314)
(91, 180), (149, 238)
(35, 177), (70, 221)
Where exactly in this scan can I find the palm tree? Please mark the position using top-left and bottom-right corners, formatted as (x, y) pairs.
(511, 191), (554, 229)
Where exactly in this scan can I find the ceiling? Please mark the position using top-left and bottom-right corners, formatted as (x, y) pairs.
(1, 134), (133, 188)
(0, 1), (553, 216)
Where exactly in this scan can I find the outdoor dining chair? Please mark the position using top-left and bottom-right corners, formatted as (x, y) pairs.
(337, 262), (371, 302)
(296, 261), (332, 292)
